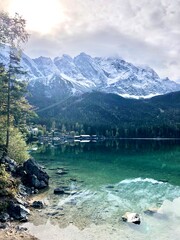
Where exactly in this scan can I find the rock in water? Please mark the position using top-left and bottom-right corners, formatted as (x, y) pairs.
(54, 188), (65, 194)
(122, 212), (141, 225)
(144, 208), (158, 215)
(31, 201), (44, 209)
(22, 158), (49, 189)
(56, 169), (68, 175)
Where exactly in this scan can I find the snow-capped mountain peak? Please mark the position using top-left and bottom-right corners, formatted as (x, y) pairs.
(0, 46), (180, 98)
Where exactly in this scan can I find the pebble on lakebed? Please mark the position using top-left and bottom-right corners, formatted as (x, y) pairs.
(56, 169), (69, 175)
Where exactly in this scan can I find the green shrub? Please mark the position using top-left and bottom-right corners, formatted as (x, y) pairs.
(8, 127), (30, 163)
(0, 165), (11, 196)
(0, 125), (30, 163)
(0, 164), (18, 198)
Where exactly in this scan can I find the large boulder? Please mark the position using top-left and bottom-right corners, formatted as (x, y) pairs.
(8, 202), (30, 221)
(22, 158), (49, 189)
(122, 212), (141, 225)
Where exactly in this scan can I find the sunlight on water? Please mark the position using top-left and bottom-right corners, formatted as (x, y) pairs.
(26, 140), (180, 239)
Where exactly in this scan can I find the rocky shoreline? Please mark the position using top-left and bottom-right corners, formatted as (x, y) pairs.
(0, 155), (50, 239)
(0, 152), (174, 240)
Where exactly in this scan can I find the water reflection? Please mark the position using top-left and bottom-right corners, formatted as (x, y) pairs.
(36, 139), (180, 155)
(32, 139), (180, 186)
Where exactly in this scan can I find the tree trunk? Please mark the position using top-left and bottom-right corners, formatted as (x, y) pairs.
(6, 72), (10, 149)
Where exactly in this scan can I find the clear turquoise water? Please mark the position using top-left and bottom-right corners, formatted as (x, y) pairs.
(31, 139), (180, 214)
(33, 139), (180, 185)
(26, 139), (180, 239)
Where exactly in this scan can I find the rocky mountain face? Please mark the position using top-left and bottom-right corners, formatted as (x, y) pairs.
(0, 47), (180, 99)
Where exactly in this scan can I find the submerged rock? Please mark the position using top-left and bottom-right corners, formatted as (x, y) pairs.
(144, 208), (165, 219)
(31, 201), (44, 209)
(64, 190), (78, 195)
(56, 169), (68, 175)
(158, 179), (169, 183)
(70, 178), (77, 182)
(54, 188), (65, 194)
(54, 185), (70, 195)
(57, 167), (68, 170)
(22, 158), (49, 189)
(144, 208), (158, 215)
(122, 212), (141, 225)
(105, 185), (115, 189)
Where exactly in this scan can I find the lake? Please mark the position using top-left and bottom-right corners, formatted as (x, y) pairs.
(24, 139), (180, 240)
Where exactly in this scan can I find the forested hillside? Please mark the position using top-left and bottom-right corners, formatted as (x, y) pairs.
(30, 91), (180, 138)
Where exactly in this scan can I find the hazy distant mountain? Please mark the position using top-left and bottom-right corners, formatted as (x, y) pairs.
(1, 47), (180, 99)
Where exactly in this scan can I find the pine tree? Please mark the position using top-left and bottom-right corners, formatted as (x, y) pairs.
(0, 12), (33, 157)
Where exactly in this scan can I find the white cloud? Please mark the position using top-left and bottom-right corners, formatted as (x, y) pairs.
(0, 0), (10, 11)
(1, 0), (180, 82)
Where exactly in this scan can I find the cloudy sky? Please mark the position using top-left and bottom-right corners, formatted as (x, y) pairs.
(1, 0), (180, 82)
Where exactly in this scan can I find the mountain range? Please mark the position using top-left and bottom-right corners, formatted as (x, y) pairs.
(0, 46), (179, 137)
(0, 46), (180, 99)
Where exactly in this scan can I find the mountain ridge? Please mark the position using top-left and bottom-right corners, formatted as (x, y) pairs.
(0, 47), (180, 99)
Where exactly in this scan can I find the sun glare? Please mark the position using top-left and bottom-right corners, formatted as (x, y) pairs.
(8, 0), (65, 34)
